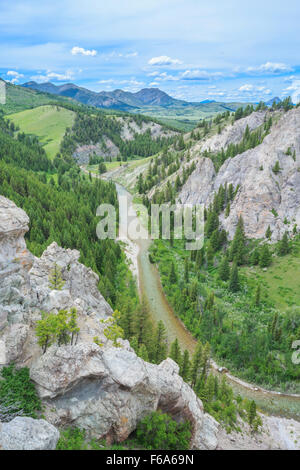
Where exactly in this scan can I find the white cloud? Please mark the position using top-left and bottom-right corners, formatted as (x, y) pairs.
(108, 51), (138, 59)
(284, 75), (296, 82)
(148, 55), (182, 66)
(6, 70), (24, 84)
(208, 91), (225, 96)
(71, 46), (97, 56)
(239, 84), (254, 92)
(284, 80), (300, 103)
(247, 62), (293, 74)
(238, 84), (272, 95)
(181, 69), (223, 80)
(30, 69), (74, 83)
(98, 79), (114, 84)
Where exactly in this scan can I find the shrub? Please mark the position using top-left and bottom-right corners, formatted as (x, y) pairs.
(136, 411), (192, 450)
(56, 428), (87, 450)
(0, 364), (42, 420)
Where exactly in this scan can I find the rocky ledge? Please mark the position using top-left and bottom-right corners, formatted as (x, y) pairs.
(0, 196), (219, 449)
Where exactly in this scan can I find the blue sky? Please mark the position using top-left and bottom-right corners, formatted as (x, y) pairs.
(1, 0), (300, 103)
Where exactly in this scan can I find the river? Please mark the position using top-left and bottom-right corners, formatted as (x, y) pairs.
(114, 182), (300, 420)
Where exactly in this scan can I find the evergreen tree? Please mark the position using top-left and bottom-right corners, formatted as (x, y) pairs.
(184, 257), (189, 283)
(191, 343), (203, 387)
(272, 161), (281, 174)
(206, 242), (214, 267)
(134, 297), (153, 348)
(138, 344), (149, 362)
(210, 229), (220, 252)
(218, 254), (230, 281)
(196, 249), (204, 270)
(152, 321), (168, 364)
(278, 231), (290, 256)
(169, 262), (177, 284)
(229, 261), (240, 292)
(49, 263), (65, 290)
(169, 339), (182, 367)
(68, 308), (80, 345)
(265, 225), (272, 240)
(248, 400), (257, 428)
(259, 244), (272, 268)
(180, 350), (191, 382)
(229, 216), (246, 265)
(254, 284), (261, 307)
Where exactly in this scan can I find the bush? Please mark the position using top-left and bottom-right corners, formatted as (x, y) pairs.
(56, 428), (87, 450)
(0, 364), (42, 420)
(136, 411), (192, 450)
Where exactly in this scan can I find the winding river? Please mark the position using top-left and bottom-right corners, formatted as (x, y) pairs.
(115, 182), (300, 420)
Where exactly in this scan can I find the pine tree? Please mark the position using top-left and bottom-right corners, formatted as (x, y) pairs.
(170, 339), (182, 367)
(180, 350), (191, 382)
(272, 161), (281, 174)
(218, 255), (230, 281)
(254, 284), (261, 306)
(225, 203), (230, 218)
(137, 173), (144, 194)
(278, 231), (290, 256)
(191, 343), (203, 387)
(152, 321), (168, 364)
(250, 247), (260, 266)
(169, 262), (177, 284)
(68, 308), (80, 345)
(265, 225), (272, 240)
(184, 257), (189, 283)
(229, 261), (240, 292)
(196, 249), (204, 270)
(138, 343), (149, 362)
(210, 229), (220, 252)
(134, 297), (153, 348)
(206, 242), (214, 267)
(49, 263), (65, 290)
(229, 216), (246, 265)
(248, 400), (257, 428)
(259, 244), (272, 268)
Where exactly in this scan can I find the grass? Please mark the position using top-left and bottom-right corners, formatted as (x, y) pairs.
(242, 240), (300, 311)
(0, 81), (73, 115)
(7, 105), (75, 159)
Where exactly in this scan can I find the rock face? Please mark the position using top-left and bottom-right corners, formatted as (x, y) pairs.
(31, 347), (218, 449)
(0, 197), (112, 368)
(72, 117), (177, 164)
(179, 108), (300, 240)
(0, 417), (60, 450)
(193, 110), (267, 156)
(0, 196), (219, 450)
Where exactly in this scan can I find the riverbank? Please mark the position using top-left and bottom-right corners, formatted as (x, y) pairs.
(114, 180), (300, 420)
(81, 165), (300, 420)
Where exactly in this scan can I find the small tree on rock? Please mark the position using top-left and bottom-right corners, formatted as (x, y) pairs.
(49, 263), (65, 290)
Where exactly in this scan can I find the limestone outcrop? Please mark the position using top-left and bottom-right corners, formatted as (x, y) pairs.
(179, 107), (300, 240)
(0, 196), (219, 449)
(0, 417), (60, 450)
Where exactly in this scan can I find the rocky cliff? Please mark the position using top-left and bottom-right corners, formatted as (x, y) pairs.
(0, 196), (218, 449)
(179, 107), (300, 240)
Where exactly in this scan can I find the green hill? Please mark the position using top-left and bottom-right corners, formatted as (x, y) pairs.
(0, 80), (74, 115)
(8, 105), (75, 159)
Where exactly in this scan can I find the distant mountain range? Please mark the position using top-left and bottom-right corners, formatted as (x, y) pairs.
(19, 81), (284, 131)
(22, 82), (186, 111)
(22, 81), (241, 111)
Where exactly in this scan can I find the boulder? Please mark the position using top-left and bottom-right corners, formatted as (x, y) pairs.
(0, 417), (59, 450)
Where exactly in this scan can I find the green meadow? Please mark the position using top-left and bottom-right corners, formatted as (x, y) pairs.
(8, 105), (75, 159)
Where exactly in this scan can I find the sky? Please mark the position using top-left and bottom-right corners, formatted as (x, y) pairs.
(0, 0), (300, 103)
